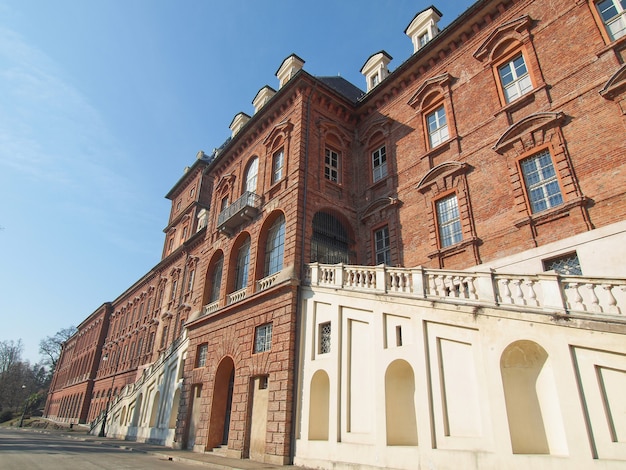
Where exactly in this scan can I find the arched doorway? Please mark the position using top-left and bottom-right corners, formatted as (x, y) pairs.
(207, 357), (235, 450)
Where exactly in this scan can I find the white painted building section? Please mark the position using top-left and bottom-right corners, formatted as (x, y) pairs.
(294, 258), (626, 469)
(93, 334), (188, 447)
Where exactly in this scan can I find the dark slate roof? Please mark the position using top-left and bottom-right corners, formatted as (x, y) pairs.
(317, 76), (365, 104)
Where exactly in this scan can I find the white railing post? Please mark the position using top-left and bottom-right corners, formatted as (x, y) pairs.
(309, 263), (319, 286)
(537, 273), (567, 314)
(376, 264), (386, 292)
(474, 270), (498, 305)
(335, 264), (345, 287)
(411, 266), (426, 297)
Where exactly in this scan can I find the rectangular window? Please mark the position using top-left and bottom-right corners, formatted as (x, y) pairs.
(597, 0), (626, 40)
(370, 74), (379, 88)
(196, 344), (208, 368)
(520, 150), (563, 213)
(436, 194), (463, 248)
(187, 269), (195, 292)
(272, 149), (284, 184)
(374, 226), (391, 265)
(426, 105), (449, 148)
(254, 323), (273, 353)
(419, 32), (430, 47)
(498, 53), (533, 103)
(543, 252), (582, 276)
(319, 322), (331, 354)
(395, 325), (403, 347)
(324, 148), (339, 182)
(170, 279), (178, 301)
(372, 145), (388, 182)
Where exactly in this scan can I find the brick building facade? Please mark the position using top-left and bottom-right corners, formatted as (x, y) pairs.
(45, 0), (626, 467)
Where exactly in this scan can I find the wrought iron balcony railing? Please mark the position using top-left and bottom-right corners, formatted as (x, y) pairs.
(217, 191), (262, 235)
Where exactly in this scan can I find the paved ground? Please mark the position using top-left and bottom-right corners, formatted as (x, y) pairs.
(6, 425), (310, 470)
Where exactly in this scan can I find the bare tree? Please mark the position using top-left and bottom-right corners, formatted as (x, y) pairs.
(39, 326), (76, 373)
(0, 339), (23, 374)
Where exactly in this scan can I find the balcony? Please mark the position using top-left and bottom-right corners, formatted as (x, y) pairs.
(305, 263), (626, 321)
(217, 191), (262, 235)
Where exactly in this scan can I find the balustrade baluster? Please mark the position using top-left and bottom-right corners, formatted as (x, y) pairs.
(500, 279), (512, 304)
(525, 280), (538, 307)
(586, 283), (602, 313)
(603, 284), (621, 315)
(512, 279), (525, 305)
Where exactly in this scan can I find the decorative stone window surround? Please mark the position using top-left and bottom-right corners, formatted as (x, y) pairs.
(474, 15), (549, 117)
(416, 161), (480, 267)
(493, 111), (592, 237)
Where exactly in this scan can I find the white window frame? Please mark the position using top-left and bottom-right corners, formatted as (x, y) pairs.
(324, 148), (340, 183)
(374, 226), (391, 265)
(245, 157), (259, 193)
(235, 238), (251, 291)
(372, 145), (388, 182)
(498, 53), (533, 103)
(426, 105), (449, 148)
(254, 323), (273, 353)
(596, 0), (626, 40)
(519, 149), (563, 213)
(435, 194), (463, 248)
(272, 149), (284, 184)
(265, 215), (285, 276)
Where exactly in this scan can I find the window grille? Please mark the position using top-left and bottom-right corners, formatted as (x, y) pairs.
(311, 211), (353, 264)
(319, 322), (331, 354)
(543, 252), (582, 276)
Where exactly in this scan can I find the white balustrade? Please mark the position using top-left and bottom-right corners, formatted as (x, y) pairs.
(257, 272), (279, 292)
(303, 263), (626, 321)
(227, 288), (247, 305)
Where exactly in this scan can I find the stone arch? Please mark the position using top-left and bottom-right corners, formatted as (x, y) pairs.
(385, 359), (418, 446)
(169, 388), (181, 429)
(227, 232), (252, 293)
(255, 210), (286, 280)
(202, 250), (225, 306)
(149, 391), (160, 427)
(207, 356), (236, 449)
(120, 406), (127, 426)
(500, 340), (567, 455)
(310, 209), (355, 264)
(308, 370), (330, 440)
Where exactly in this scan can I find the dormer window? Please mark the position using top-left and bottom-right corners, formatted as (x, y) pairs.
(360, 51), (392, 92)
(230, 112), (251, 137)
(419, 32), (430, 48)
(276, 54), (305, 89)
(253, 86), (277, 114)
(405, 6), (442, 53)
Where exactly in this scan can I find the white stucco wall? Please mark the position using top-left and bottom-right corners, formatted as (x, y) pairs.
(294, 282), (626, 470)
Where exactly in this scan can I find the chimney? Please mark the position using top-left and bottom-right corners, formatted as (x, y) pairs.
(405, 6), (443, 53)
(253, 86), (277, 114)
(276, 54), (305, 89)
(360, 51), (392, 92)
(229, 112), (251, 136)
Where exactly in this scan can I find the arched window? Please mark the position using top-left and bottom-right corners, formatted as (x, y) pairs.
(311, 211), (352, 264)
(235, 236), (251, 291)
(210, 256), (223, 302)
(265, 214), (285, 276)
(244, 157), (259, 194)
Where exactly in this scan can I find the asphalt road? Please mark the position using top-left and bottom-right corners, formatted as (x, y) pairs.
(0, 428), (200, 470)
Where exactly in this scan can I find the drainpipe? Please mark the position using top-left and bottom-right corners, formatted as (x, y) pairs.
(290, 79), (318, 464)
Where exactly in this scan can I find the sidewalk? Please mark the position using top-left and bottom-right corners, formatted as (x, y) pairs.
(24, 426), (309, 470)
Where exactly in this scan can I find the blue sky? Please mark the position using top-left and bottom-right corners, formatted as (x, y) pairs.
(0, 0), (473, 364)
